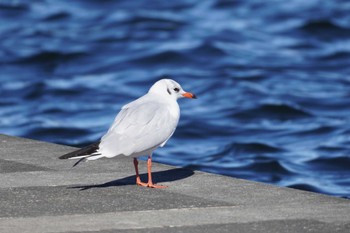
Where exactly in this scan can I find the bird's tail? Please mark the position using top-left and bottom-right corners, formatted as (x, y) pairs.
(59, 141), (102, 167)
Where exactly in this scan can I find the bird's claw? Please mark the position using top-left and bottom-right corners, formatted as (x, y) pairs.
(147, 183), (168, 189)
(136, 181), (167, 189)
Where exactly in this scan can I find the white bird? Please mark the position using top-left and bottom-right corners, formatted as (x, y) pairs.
(59, 79), (196, 188)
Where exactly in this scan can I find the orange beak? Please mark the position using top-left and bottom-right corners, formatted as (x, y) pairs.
(182, 92), (197, 99)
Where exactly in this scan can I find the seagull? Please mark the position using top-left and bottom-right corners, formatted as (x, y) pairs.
(59, 79), (196, 188)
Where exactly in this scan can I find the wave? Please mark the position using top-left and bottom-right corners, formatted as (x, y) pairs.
(287, 183), (323, 194)
(299, 20), (350, 33)
(233, 104), (312, 121)
(23, 127), (92, 145)
(290, 126), (338, 137)
(13, 51), (87, 64)
(318, 51), (350, 61)
(194, 159), (293, 183)
(231, 142), (283, 153)
(0, 2), (28, 11)
(298, 20), (350, 39)
(306, 157), (350, 171)
(43, 12), (71, 21)
(129, 51), (191, 66)
(122, 14), (185, 28)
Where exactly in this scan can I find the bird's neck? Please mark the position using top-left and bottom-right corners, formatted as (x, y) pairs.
(148, 92), (180, 119)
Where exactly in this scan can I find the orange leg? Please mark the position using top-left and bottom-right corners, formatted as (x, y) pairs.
(146, 156), (167, 189)
(133, 157), (167, 188)
(133, 158), (147, 187)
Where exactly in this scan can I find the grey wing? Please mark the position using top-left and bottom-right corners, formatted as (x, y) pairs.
(98, 101), (177, 157)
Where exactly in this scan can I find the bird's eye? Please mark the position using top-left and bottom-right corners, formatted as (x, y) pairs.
(174, 87), (180, 92)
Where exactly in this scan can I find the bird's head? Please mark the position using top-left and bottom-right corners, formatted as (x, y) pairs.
(149, 79), (197, 100)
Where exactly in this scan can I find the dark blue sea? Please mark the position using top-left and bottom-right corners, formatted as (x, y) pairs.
(1, 0), (350, 198)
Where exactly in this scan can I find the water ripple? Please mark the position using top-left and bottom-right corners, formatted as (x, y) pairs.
(1, 0), (350, 198)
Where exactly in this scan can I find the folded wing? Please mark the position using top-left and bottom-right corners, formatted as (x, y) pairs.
(98, 100), (177, 157)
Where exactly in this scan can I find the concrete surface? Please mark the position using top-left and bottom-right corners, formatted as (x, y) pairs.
(0, 134), (349, 233)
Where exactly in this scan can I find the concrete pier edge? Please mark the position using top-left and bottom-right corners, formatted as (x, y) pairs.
(0, 134), (349, 233)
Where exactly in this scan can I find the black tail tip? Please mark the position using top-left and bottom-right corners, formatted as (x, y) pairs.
(58, 155), (69, 160)
(72, 157), (86, 167)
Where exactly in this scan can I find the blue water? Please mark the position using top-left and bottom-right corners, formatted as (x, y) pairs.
(1, 0), (350, 198)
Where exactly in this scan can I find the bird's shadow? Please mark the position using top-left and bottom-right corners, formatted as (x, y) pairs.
(68, 168), (194, 191)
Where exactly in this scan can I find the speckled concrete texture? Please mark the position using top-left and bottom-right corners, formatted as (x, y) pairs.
(1, 134), (350, 233)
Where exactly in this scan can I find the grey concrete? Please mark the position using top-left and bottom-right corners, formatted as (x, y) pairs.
(0, 134), (350, 233)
